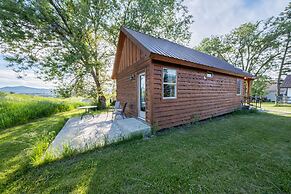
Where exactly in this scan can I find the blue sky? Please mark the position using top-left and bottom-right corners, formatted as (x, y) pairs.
(0, 0), (288, 89)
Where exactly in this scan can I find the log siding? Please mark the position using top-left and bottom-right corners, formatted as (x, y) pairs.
(116, 59), (152, 123)
(151, 62), (244, 129)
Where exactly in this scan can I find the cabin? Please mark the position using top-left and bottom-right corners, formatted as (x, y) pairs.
(112, 27), (254, 129)
(281, 75), (291, 103)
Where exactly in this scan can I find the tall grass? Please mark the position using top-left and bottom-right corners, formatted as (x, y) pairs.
(0, 92), (86, 129)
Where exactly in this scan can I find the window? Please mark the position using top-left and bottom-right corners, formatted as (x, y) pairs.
(237, 79), (242, 95)
(163, 68), (177, 98)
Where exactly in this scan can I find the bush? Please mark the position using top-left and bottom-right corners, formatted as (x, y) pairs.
(0, 93), (86, 129)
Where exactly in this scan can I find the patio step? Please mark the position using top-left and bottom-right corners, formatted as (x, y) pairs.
(115, 118), (151, 137)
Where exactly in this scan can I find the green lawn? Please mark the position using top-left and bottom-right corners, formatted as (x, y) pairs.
(261, 102), (291, 113)
(1, 110), (290, 193)
(0, 93), (86, 129)
(0, 110), (83, 190)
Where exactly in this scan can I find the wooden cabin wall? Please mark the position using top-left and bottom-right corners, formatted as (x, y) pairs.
(116, 59), (152, 123)
(117, 36), (147, 74)
(151, 62), (245, 129)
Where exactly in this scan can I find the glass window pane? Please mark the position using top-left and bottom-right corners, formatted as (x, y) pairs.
(163, 84), (176, 98)
(237, 79), (241, 95)
(140, 75), (146, 111)
(163, 69), (176, 83)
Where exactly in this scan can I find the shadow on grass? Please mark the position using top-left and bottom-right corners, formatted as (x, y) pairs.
(2, 111), (291, 193)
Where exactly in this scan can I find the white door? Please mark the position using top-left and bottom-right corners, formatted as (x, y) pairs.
(138, 73), (146, 119)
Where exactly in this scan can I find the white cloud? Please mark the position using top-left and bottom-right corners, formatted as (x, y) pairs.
(0, 67), (55, 89)
(185, 0), (289, 47)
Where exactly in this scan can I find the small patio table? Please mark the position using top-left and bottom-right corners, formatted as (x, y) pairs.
(77, 106), (98, 120)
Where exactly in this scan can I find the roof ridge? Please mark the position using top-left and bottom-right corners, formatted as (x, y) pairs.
(122, 26), (190, 48)
(123, 26), (234, 64)
(122, 26), (254, 78)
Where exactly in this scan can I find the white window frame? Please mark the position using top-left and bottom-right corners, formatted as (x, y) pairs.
(162, 68), (177, 99)
(236, 79), (242, 96)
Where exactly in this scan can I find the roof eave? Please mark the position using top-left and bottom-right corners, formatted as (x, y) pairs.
(150, 53), (255, 79)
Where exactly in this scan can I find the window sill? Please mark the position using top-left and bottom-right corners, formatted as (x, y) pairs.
(162, 97), (177, 100)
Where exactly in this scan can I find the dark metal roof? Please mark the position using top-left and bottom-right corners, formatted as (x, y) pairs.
(281, 75), (291, 88)
(123, 27), (254, 78)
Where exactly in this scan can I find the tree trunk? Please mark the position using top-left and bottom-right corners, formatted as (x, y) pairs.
(276, 33), (290, 104)
(90, 67), (106, 109)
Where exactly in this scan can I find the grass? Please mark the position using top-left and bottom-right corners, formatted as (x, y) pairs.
(0, 92), (86, 129)
(0, 110), (290, 193)
(261, 102), (291, 113)
(0, 109), (83, 191)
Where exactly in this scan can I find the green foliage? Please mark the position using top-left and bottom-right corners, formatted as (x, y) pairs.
(252, 76), (271, 96)
(110, 0), (193, 45)
(0, 93), (85, 129)
(196, 36), (231, 61)
(196, 21), (280, 77)
(196, 4), (291, 99)
(0, 0), (193, 98)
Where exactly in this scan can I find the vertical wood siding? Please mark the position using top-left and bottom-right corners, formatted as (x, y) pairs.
(118, 36), (147, 74)
(152, 62), (244, 129)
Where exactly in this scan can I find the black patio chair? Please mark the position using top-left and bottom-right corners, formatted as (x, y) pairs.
(113, 102), (127, 119)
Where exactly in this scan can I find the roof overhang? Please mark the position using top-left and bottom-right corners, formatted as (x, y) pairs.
(112, 26), (255, 80)
(150, 53), (255, 80)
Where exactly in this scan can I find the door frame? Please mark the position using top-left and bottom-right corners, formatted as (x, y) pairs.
(138, 72), (146, 120)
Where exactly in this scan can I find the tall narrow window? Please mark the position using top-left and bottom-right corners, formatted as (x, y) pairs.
(163, 68), (177, 99)
(237, 79), (242, 95)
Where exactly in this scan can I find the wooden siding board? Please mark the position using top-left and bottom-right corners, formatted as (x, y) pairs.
(152, 63), (244, 129)
(116, 36), (147, 74)
(115, 33), (246, 130)
(116, 56), (151, 118)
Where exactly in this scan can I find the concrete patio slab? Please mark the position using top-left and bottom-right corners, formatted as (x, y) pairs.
(47, 113), (151, 157)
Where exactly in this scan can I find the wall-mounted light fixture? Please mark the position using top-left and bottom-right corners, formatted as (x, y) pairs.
(206, 72), (213, 78)
(204, 72), (213, 80)
(129, 74), (135, 80)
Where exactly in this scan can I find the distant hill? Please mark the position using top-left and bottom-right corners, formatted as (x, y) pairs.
(0, 86), (55, 97)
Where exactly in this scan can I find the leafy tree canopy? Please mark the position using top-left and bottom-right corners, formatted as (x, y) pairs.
(0, 0), (193, 99)
(196, 21), (280, 77)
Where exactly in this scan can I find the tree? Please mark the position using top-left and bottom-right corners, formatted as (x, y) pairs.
(109, 0), (193, 46)
(196, 21), (279, 77)
(196, 21), (280, 96)
(0, 0), (115, 103)
(0, 0), (193, 101)
(195, 36), (231, 62)
(272, 3), (291, 100)
(251, 75), (270, 97)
